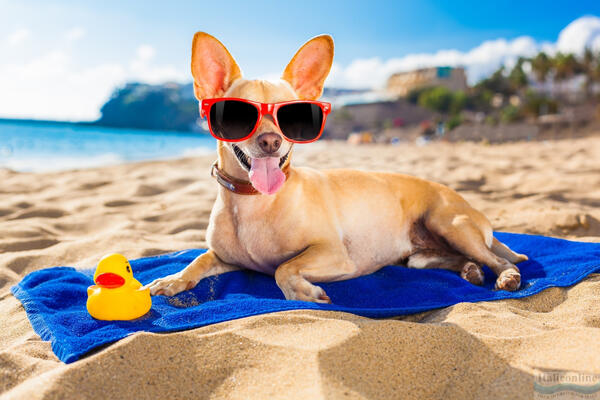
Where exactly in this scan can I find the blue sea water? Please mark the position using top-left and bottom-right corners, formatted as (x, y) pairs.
(0, 120), (216, 172)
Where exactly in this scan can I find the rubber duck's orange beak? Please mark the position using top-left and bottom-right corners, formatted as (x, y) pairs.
(95, 272), (125, 289)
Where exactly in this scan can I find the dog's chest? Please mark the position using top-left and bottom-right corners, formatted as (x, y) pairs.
(207, 201), (302, 274)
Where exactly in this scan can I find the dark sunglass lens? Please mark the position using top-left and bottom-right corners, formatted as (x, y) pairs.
(277, 103), (324, 142)
(209, 100), (258, 140)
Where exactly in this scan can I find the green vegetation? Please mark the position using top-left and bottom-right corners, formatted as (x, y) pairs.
(408, 87), (469, 130)
(446, 114), (462, 131)
(410, 87), (468, 115)
(417, 87), (454, 113)
(522, 90), (559, 117)
(500, 105), (520, 123)
(407, 47), (600, 131)
(97, 83), (199, 131)
(476, 67), (515, 96)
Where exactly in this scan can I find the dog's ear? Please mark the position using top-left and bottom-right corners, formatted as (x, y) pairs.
(282, 35), (334, 100)
(191, 32), (242, 100)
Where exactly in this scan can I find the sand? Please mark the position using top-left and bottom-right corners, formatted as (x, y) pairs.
(1, 136), (600, 399)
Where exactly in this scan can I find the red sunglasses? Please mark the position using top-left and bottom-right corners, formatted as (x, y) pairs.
(200, 98), (331, 143)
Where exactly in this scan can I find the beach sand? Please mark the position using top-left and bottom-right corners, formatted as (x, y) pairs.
(1, 136), (600, 399)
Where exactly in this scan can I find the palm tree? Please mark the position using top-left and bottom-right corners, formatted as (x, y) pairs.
(552, 52), (581, 96)
(593, 53), (600, 99)
(531, 52), (551, 84)
(508, 57), (528, 92)
(581, 48), (597, 99)
(582, 48), (593, 97)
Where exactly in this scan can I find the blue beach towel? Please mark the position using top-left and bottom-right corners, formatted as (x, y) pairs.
(11, 232), (600, 363)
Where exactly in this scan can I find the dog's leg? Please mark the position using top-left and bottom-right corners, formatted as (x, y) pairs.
(407, 250), (484, 285)
(146, 250), (239, 296)
(274, 244), (356, 303)
(426, 215), (521, 291)
(491, 237), (528, 264)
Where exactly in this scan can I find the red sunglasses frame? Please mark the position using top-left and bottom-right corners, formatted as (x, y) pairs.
(200, 98), (331, 143)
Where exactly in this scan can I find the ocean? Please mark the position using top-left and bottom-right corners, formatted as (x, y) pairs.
(0, 120), (216, 172)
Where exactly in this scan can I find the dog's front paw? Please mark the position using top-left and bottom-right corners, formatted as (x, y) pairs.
(494, 268), (521, 291)
(146, 273), (197, 296)
(278, 276), (332, 304)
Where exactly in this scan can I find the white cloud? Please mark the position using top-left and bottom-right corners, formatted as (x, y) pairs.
(65, 27), (86, 42)
(0, 51), (125, 121)
(6, 28), (31, 47)
(326, 15), (600, 89)
(135, 44), (156, 61)
(556, 16), (600, 54)
(129, 44), (186, 84)
(327, 36), (538, 88)
(0, 42), (186, 121)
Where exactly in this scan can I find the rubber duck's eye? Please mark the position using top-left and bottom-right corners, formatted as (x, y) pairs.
(126, 264), (131, 273)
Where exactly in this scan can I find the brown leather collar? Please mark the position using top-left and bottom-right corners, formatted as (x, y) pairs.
(210, 161), (290, 195)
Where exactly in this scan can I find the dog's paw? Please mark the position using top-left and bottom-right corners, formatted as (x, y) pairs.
(460, 262), (484, 285)
(494, 268), (521, 291)
(146, 273), (197, 296)
(515, 253), (529, 263)
(278, 276), (332, 304)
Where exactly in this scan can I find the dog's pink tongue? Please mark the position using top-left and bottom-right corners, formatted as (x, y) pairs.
(249, 157), (286, 195)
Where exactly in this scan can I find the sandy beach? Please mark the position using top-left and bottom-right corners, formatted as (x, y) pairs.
(1, 136), (600, 399)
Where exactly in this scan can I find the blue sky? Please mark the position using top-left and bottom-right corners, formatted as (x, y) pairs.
(1, 0), (600, 120)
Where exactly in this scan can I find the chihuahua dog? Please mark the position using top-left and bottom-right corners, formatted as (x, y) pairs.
(147, 33), (527, 303)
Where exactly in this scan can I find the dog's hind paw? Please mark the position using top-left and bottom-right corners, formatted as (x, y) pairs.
(515, 253), (529, 263)
(460, 262), (484, 285)
(494, 269), (521, 291)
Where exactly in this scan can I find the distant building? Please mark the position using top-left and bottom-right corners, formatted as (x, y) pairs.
(323, 99), (435, 141)
(386, 66), (468, 97)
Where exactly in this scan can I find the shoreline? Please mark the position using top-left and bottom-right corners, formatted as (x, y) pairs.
(2, 131), (599, 174)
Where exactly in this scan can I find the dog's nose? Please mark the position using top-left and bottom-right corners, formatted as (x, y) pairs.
(256, 132), (282, 154)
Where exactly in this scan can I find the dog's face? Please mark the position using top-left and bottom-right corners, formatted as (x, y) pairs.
(221, 79), (297, 179)
(190, 32), (334, 194)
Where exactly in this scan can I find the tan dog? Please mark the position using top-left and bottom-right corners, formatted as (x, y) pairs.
(147, 32), (527, 302)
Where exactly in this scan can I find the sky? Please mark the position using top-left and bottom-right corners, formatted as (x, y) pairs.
(1, 0), (600, 121)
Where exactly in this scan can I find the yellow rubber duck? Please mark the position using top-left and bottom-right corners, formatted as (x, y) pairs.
(86, 253), (151, 321)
